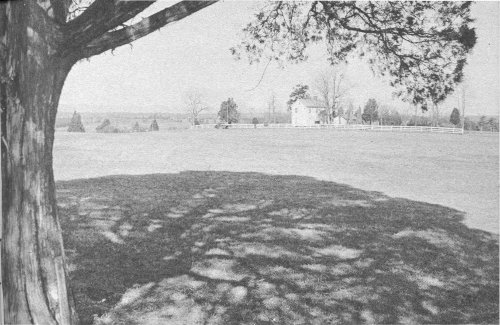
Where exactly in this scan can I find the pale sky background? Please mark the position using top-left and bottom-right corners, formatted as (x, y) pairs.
(60, 1), (500, 117)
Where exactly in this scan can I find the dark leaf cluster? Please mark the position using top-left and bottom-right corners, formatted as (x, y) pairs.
(233, 1), (476, 108)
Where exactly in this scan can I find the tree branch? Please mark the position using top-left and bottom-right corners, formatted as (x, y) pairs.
(61, 0), (155, 56)
(49, 0), (71, 24)
(77, 1), (217, 60)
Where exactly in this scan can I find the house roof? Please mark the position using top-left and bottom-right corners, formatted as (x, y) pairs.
(296, 98), (327, 108)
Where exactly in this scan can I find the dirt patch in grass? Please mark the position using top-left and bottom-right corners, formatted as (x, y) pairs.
(57, 171), (499, 324)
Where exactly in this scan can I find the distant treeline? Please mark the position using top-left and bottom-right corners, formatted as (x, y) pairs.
(55, 111), (498, 132)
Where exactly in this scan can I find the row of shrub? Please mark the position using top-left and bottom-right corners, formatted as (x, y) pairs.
(95, 119), (159, 133)
(67, 111), (160, 133)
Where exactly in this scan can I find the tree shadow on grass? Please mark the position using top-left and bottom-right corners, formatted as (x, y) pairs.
(56, 171), (499, 325)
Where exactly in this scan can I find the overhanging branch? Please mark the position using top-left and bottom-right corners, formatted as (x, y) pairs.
(61, 0), (155, 56)
(78, 0), (217, 59)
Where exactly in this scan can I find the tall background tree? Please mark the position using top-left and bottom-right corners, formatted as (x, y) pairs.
(267, 92), (276, 124)
(0, 1), (477, 323)
(218, 98), (239, 124)
(286, 84), (310, 110)
(313, 68), (349, 123)
(430, 103), (441, 127)
(0, 1), (216, 323)
(378, 105), (390, 126)
(184, 89), (208, 126)
(362, 98), (379, 125)
(450, 108), (461, 126)
(344, 102), (355, 124)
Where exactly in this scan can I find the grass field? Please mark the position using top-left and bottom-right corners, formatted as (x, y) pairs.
(54, 128), (499, 233)
(53, 128), (499, 324)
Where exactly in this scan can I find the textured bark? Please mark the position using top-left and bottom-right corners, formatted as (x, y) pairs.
(1, 2), (78, 324)
(1, 1), (218, 323)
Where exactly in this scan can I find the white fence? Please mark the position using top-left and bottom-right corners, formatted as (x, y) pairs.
(193, 123), (464, 134)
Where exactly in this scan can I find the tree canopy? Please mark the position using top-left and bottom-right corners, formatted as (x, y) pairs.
(450, 108), (461, 126)
(218, 98), (240, 124)
(287, 84), (311, 110)
(233, 1), (476, 108)
(362, 98), (379, 124)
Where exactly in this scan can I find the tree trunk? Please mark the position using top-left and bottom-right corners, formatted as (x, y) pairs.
(1, 2), (78, 324)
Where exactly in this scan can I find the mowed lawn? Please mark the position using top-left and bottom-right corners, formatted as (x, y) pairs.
(53, 129), (499, 324)
(54, 128), (498, 233)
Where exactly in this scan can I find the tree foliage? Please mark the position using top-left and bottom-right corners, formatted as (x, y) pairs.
(479, 115), (487, 130)
(408, 116), (432, 127)
(150, 119), (159, 131)
(362, 98), (379, 124)
(67, 111), (85, 132)
(233, 1), (476, 108)
(487, 118), (499, 132)
(287, 84), (310, 110)
(218, 98), (240, 123)
(381, 110), (403, 126)
(337, 106), (344, 118)
(450, 108), (461, 126)
(464, 117), (478, 131)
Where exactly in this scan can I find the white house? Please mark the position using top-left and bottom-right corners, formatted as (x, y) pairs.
(291, 99), (327, 126)
(291, 99), (348, 126)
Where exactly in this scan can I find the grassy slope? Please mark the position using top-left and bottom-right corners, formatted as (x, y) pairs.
(58, 172), (498, 325)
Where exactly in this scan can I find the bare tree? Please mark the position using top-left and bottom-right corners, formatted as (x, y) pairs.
(184, 89), (208, 126)
(399, 103), (414, 126)
(378, 105), (391, 126)
(344, 101), (355, 124)
(429, 103), (441, 127)
(313, 68), (349, 124)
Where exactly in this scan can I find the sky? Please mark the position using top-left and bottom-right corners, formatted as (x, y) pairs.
(59, 1), (500, 117)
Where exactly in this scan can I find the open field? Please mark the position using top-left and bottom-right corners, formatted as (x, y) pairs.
(53, 129), (499, 324)
(54, 128), (499, 233)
